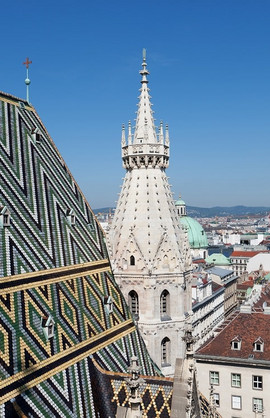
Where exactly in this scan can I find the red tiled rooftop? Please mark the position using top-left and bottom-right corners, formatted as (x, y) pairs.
(237, 285), (251, 291)
(196, 312), (270, 361)
(237, 280), (254, 290)
(230, 251), (269, 258)
(193, 259), (206, 264)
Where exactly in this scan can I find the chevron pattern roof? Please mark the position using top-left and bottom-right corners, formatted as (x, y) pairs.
(0, 92), (166, 417)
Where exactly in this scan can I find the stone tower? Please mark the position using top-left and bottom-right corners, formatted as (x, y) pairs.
(108, 52), (193, 376)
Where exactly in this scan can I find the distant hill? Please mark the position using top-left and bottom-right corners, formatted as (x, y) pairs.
(186, 206), (270, 218)
(93, 206), (270, 218)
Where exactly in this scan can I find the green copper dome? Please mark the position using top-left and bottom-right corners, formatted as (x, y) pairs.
(180, 216), (208, 249)
(175, 198), (186, 206)
(205, 253), (231, 266)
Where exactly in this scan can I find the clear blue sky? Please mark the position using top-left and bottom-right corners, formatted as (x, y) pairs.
(2, 0), (270, 208)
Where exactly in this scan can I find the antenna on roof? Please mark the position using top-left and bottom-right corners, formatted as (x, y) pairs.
(23, 57), (32, 103)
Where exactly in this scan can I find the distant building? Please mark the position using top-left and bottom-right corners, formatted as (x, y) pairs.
(176, 196), (208, 260)
(204, 266), (238, 316)
(237, 270), (270, 307)
(240, 233), (266, 246)
(230, 249), (270, 276)
(205, 253), (232, 269)
(192, 273), (224, 350)
(195, 307), (270, 418)
(247, 253), (270, 273)
(223, 232), (241, 246)
(191, 262), (239, 351)
(237, 279), (256, 304)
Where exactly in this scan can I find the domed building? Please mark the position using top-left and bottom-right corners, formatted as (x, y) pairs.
(205, 252), (231, 268)
(175, 196), (208, 260)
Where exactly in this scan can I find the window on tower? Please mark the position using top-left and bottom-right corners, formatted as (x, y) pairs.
(161, 337), (171, 366)
(128, 290), (139, 320)
(130, 255), (135, 266)
(160, 290), (171, 320)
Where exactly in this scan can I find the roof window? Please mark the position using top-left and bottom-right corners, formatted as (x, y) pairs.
(0, 207), (11, 227)
(104, 296), (113, 314)
(231, 336), (241, 350)
(41, 315), (55, 340)
(88, 223), (94, 231)
(66, 209), (75, 226)
(253, 337), (264, 352)
(31, 127), (42, 143)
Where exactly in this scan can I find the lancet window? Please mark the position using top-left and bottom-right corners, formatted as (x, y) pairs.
(128, 290), (139, 319)
(161, 337), (170, 366)
(160, 290), (170, 319)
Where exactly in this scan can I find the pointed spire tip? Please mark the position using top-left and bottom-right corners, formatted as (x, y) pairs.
(142, 48), (146, 61)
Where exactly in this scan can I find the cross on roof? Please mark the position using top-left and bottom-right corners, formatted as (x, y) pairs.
(23, 57), (32, 69)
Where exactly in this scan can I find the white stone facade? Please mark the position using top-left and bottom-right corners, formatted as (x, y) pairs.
(108, 54), (192, 375)
(196, 358), (269, 418)
(247, 253), (270, 273)
(192, 284), (224, 351)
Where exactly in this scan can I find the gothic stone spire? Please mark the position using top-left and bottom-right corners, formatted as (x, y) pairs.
(121, 50), (170, 170)
(109, 52), (192, 375)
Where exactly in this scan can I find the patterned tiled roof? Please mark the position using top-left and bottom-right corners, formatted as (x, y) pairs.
(90, 358), (174, 417)
(196, 311), (270, 361)
(0, 91), (162, 417)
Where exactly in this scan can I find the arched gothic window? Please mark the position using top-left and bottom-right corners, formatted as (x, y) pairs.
(128, 290), (139, 319)
(130, 255), (135, 266)
(160, 290), (170, 319)
(161, 337), (171, 366)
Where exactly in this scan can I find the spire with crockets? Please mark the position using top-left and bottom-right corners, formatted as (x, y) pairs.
(121, 49), (170, 170)
(109, 51), (193, 376)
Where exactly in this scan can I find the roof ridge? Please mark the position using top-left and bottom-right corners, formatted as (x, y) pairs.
(0, 90), (29, 104)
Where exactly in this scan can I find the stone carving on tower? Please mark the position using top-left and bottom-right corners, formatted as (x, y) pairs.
(108, 50), (193, 376)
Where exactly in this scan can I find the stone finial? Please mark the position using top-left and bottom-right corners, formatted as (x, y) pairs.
(209, 384), (218, 417)
(128, 121), (132, 145)
(142, 48), (146, 61)
(139, 48), (149, 84)
(159, 121), (164, 143)
(122, 124), (126, 147)
(165, 124), (169, 146)
(125, 356), (145, 415)
(182, 325), (198, 357)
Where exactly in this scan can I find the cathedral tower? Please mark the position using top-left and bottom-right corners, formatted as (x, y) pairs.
(108, 52), (193, 376)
